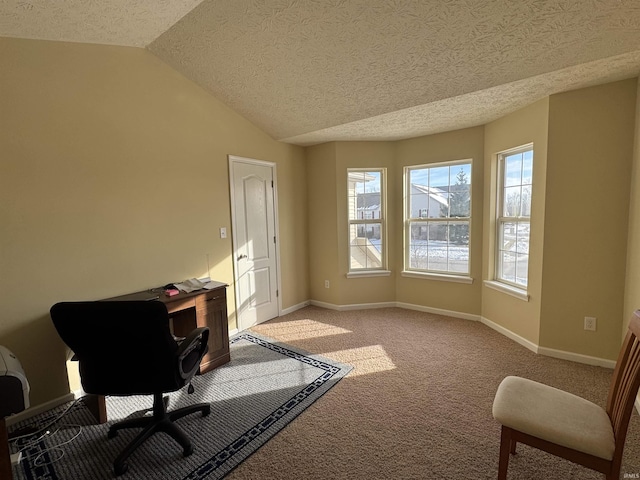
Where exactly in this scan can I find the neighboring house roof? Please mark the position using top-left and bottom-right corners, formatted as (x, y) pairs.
(357, 192), (382, 209)
(354, 184), (468, 210)
(411, 185), (448, 206)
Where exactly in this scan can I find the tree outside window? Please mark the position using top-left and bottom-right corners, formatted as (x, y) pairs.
(405, 161), (472, 275)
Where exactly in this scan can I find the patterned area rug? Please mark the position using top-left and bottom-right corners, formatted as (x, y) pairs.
(9, 332), (352, 480)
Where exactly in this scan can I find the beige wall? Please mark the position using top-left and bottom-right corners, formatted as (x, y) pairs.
(540, 79), (637, 359)
(0, 37), (308, 405)
(482, 98), (550, 345)
(395, 127), (484, 315)
(307, 141), (397, 306)
(335, 142), (396, 305)
(307, 130), (484, 313)
(624, 80), (640, 337)
(306, 142), (339, 303)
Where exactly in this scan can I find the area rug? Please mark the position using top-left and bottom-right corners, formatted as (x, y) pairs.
(9, 331), (352, 480)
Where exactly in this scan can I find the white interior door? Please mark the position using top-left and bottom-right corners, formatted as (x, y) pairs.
(229, 156), (280, 331)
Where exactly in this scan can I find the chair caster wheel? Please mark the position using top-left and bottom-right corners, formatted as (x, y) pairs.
(114, 462), (128, 476)
(108, 429), (118, 439)
(184, 444), (194, 457)
(203, 405), (211, 417)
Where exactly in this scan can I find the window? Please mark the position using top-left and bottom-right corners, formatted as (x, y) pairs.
(404, 161), (471, 276)
(347, 169), (386, 272)
(496, 146), (533, 289)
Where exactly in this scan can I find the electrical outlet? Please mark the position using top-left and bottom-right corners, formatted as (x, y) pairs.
(584, 316), (597, 331)
(324, 280), (330, 289)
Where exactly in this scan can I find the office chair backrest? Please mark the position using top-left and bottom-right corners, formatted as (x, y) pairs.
(606, 310), (640, 464)
(50, 301), (183, 395)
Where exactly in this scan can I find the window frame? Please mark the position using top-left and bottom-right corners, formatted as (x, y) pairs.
(347, 168), (387, 274)
(495, 144), (533, 291)
(403, 159), (473, 278)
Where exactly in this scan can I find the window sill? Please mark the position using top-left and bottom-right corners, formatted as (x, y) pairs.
(483, 280), (530, 302)
(346, 270), (391, 278)
(401, 271), (473, 284)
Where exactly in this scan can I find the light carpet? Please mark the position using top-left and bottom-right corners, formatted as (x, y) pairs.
(9, 331), (352, 480)
(229, 306), (640, 480)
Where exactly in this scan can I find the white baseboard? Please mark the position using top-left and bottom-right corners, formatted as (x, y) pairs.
(4, 392), (75, 427)
(303, 299), (616, 369)
(537, 346), (616, 369)
(480, 316), (616, 368)
(480, 316), (539, 354)
(309, 300), (396, 311)
(308, 300), (336, 310)
(280, 300), (310, 316)
(309, 299), (479, 321)
(397, 302), (481, 322)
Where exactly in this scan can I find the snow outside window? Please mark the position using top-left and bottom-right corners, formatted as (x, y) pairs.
(496, 146), (533, 289)
(347, 169), (386, 271)
(404, 160), (472, 275)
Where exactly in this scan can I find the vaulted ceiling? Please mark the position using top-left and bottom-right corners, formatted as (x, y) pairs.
(2, 0), (640, 146)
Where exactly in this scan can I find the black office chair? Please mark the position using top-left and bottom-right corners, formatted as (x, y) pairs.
(50, 300), (211, 476)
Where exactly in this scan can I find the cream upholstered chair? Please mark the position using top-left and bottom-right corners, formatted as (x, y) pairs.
(492, 310), (640, 480)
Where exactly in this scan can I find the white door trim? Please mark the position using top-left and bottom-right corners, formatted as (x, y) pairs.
(228, 155), (282, 331)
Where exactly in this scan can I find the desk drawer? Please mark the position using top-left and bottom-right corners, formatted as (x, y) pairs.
(165, 297), (196, 314)
(196, 290), (225, 310)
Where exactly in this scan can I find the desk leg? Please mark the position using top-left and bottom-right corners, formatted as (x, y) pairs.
(83, 395), (107, 424)
(1, 417), (12, 480)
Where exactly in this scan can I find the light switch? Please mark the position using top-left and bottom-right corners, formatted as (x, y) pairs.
(220, 227), (227, 239)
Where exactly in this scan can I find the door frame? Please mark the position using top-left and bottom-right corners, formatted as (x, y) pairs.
(228, 155), (282, 331)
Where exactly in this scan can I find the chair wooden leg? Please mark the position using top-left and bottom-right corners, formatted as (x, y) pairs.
(606, 466), (621, 480)
(498, 426), (512, 480)
(510, 438), (517, 455)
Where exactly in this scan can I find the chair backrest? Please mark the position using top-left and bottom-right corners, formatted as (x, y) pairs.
(606, 310), (640, 460)
(50, 301), (182, 396)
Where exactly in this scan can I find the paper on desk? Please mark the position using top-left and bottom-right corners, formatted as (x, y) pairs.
(175, 277), (221, 293)
(196, 277), (223, 290)
(175, 278), (205, 293)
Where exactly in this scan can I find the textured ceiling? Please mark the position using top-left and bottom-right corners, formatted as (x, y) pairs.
(2, 1), (640, 146)
(0, 0), (206, 47)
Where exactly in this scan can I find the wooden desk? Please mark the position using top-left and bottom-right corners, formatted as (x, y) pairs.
(87, 283), (230, 424)
(161, 284), (230, 374)
(0, 286), (231, 480)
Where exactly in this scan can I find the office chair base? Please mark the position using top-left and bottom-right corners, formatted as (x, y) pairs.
(108, 393), (211, 476)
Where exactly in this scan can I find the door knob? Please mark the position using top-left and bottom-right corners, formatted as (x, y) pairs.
(237, 254), (247, 261)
